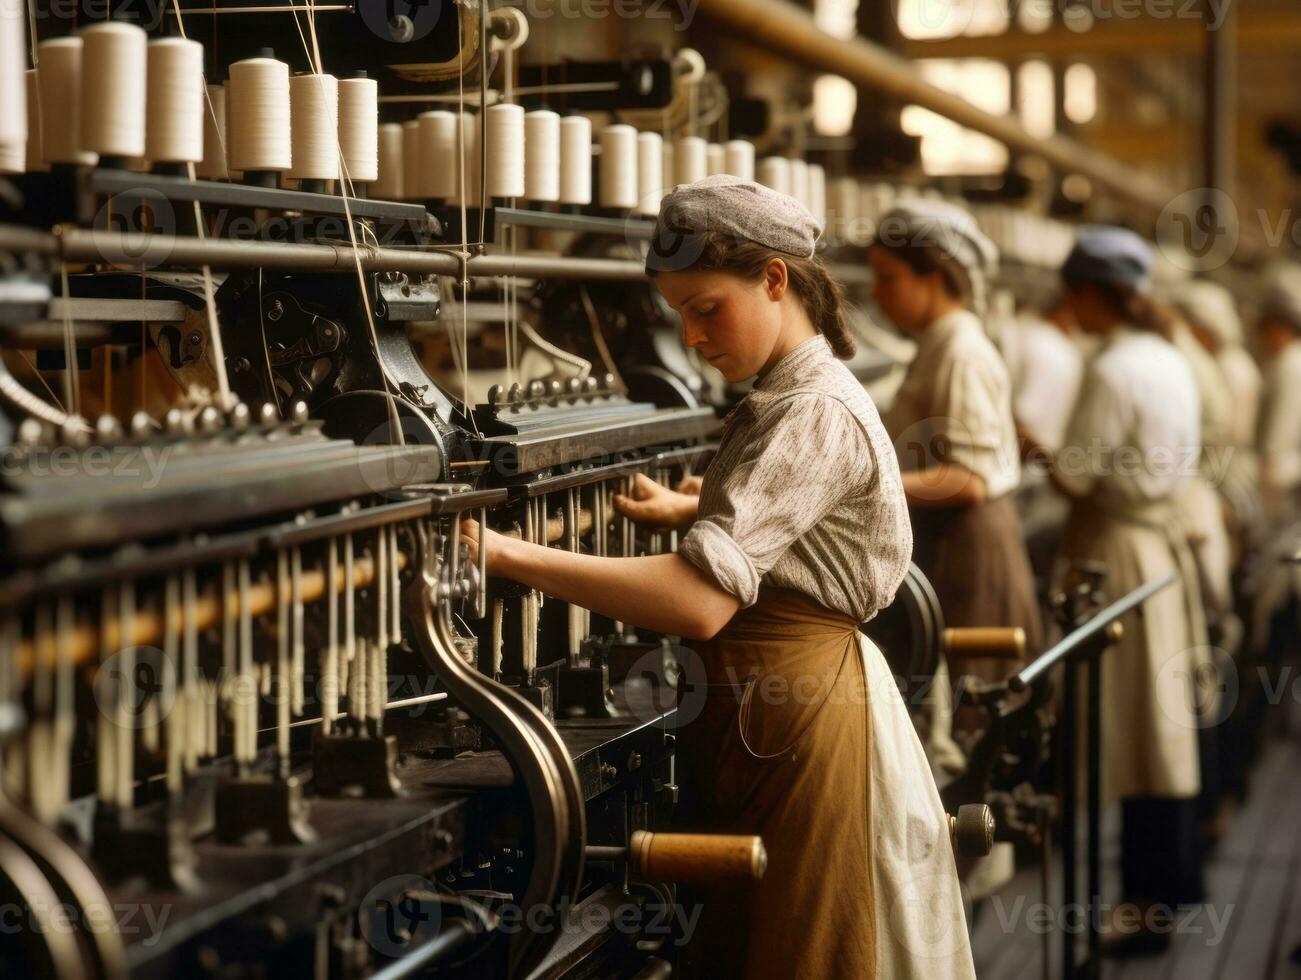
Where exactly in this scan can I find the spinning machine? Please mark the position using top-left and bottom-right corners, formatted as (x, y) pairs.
(0, 3), (999, 975)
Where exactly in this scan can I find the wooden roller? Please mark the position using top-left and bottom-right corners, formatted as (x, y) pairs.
(628, 830), (767, 885)
(17, 552), (404, 678)
(943, 626), (1026, 661)
(948, 804), (995, 857)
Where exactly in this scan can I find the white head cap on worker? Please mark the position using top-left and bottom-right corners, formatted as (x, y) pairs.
(1169, 279), (1244, 348)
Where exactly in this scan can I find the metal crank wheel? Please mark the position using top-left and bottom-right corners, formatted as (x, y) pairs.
(862, 562), (945, 707)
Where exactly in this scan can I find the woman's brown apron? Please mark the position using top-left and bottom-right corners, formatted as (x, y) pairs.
(910, 493), (1044, 685)
(676, 586), (875, 979)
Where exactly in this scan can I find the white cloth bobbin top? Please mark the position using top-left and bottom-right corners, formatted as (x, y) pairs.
(228, 54), (291, 174)
(723, 140), (755, 181)
(788, 158), (810, 210)
(598, 123), (637, 209)
(453, 111), (481, 206)
(402, 119), (423, 199)
(371, 122), (403, 200)
(808, 163), (827, 226)
(80, 21), (148, 161)
(706, 142), (725, 177)
(0, 0), (25, 174)
(289, 72), (339, 181)
(418, 110), (457, 199)
(146, 37), (204, 165)
(38, 37), (96, 166)
(756, 156), (791, 196)
(338, 74), (379, 183)
(524, 109), (559, 202)
(558, 115), (591, 205)
(636, 131), (663, 217)
(674, 136), (707, 185)
(828, 177), (859, 243)
(197, 83), (229, 179)
(485, 102), (525, 199)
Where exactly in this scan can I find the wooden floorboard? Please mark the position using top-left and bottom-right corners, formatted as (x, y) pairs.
(971, 731), (1301, 980)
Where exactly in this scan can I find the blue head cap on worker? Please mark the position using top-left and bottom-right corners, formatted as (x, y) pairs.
(1061, 225), (1155, 295)
(644, 174), (822, 275)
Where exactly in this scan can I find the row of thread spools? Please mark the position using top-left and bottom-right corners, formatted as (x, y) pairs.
(1, 22), (844, 221)
(1, 20), (947, 243)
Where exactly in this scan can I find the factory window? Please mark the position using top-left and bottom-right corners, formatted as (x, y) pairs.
(901, 59), (1010, 175)
(1064, 63), (1097, 124)
(812, 0), (859, 137)
(1019, 60), (1055, 139)
(815, 0), (859, 38)
(896, 0), (1009, 40)
(1017, 0), (1053, 33)
(814, 75), (858, 137)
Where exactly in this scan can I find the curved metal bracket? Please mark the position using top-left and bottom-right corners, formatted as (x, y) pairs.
(0, 795), (128, 980)
(0, 834), (85, 979)
(405, 521), (585, 977)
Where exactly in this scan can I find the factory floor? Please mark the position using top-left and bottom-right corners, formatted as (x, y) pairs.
(970, 698), (1301, 979)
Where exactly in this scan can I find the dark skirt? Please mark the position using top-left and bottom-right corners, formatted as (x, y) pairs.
(911, 494), (1044, 687)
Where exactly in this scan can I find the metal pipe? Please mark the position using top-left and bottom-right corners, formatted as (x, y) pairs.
(1009, 574), (1175, 691)
(694, 0), (1175, 213)
(0, 226), (649, 280)
(1203, 0), (1237, 206)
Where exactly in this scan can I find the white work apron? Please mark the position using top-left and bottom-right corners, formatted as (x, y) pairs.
(861, 633), (979, 979)
(1059, 497), (1213, 804)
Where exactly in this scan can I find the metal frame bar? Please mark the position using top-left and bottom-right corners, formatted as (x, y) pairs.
(695, 0), (1175, 213)
(0, 226), (648, 281)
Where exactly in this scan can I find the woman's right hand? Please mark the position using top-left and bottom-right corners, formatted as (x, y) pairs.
(676, 473), (703, 496)
(612, 473), (698, 530)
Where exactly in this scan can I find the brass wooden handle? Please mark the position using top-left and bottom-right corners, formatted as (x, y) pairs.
(628, 830), (767, 885)
(943, 627), (1027, 660)
(948, 804), (995, 857)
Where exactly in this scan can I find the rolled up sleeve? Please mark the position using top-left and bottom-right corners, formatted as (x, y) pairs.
(677, 392), (870, 607)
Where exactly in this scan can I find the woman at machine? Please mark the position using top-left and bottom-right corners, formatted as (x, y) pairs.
(1046, 226), (1212, 955)
(868, 201), (1044, 721)
(461, 175), (977, 979)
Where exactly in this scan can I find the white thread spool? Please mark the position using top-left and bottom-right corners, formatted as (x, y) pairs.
(486, 102), (524, 199)
(706, 142), (725, 176)
(0, 0), (25, 174)
(636, 131), (662, 216)
(146, 37), (204, 166)
(558, 115), (591, 205)
(197, 83), (229, 179)
(227, 54), (291, 175)
(418, 110), (456, 199)
(371, 122), (403, 199)
(598, 123), (636, 210)
(808, 163), (826, 226)
(38, 38), (95, 166)
(289, 72), (338, 181)
(524, 109), (559, 202)
(454, 111), (481, 206)
(829, 176), (858, 243)
(81, 21), (147, 161)
(25, 70), (45, 173)
(789, 159), (809, 209)
(338, 74), (378, 183)
(674, 136), (706, 185)
(724, 139), (754, 181)
(402, 119), (422, 198)
(757, 156), (790, 195)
